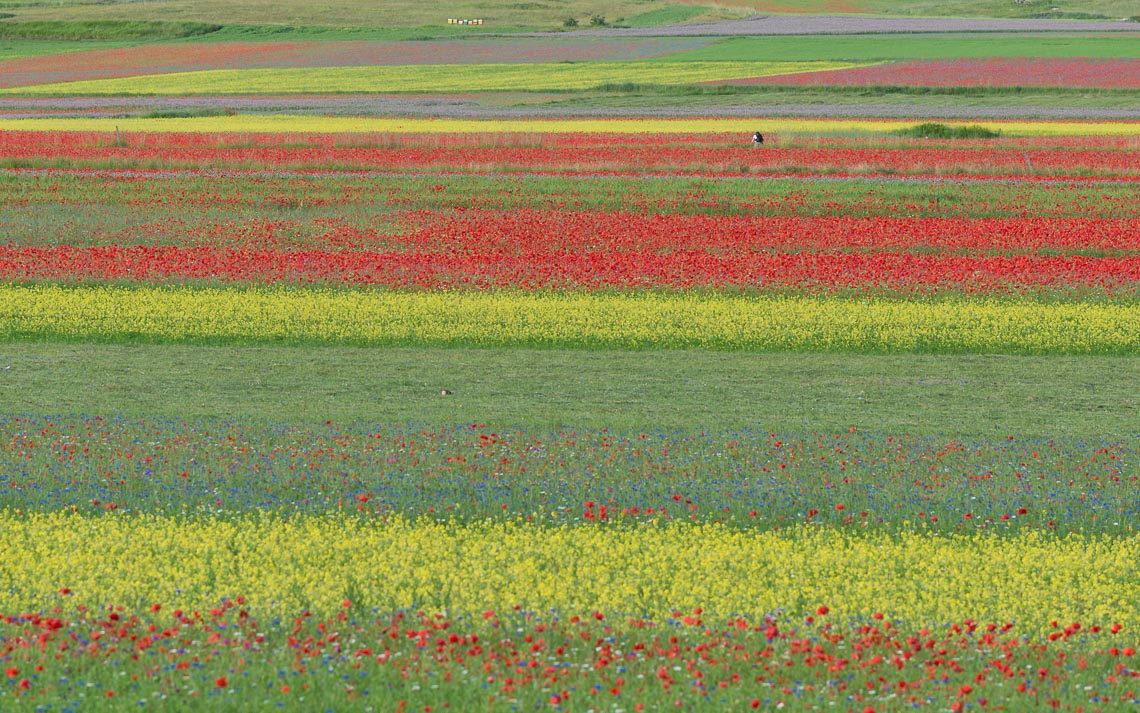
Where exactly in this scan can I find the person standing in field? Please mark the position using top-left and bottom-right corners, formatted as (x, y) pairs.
(751, 131), (764, 147)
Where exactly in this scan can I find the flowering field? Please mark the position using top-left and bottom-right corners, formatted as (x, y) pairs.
(0, 60), (868, 96)
(1, 413), (1139, 710)
(0, 37), (717, 88)
(5, 116), (1140, 136)
(3, 134), (1140, 176)
(1, 130), (1138, 304)
(4, 285), (1140, 352)
(741, 57), (1140, 89)
(2, 116), (1139, 712)
(3, 415), (1137, 536)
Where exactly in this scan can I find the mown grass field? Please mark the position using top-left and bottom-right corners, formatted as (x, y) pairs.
(0, 3), (1138, 711)
(2, 343), (1137, 437)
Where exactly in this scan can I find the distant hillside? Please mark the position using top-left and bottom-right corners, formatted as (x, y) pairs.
(0, 0), (1135, 33)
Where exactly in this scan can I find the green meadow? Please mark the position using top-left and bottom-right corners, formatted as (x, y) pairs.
(2, 343), (1136, 438)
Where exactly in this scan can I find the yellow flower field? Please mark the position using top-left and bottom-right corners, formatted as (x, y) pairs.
(2, 115), (1137, 136)
(0, 61), (866, 95)
(3, 511), (1135, 637)
(1, 285), (1136, 354)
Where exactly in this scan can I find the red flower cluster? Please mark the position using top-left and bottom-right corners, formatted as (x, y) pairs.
(0, 604), (1135, 711)
(4, 211), (1136, 294)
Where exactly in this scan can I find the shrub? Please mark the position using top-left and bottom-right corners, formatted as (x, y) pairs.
(894, 123), (1002, 139)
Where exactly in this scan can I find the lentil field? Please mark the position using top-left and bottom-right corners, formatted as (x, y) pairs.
(1, 8), (1139, 713)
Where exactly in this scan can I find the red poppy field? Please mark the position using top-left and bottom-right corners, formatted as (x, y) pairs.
(2, 128), (1138, 298)
(2, 128), (1137, 176)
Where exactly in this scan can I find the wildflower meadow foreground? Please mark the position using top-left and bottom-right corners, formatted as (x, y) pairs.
(1, 5), (1139, 710)
(1, 122), (1137, 713)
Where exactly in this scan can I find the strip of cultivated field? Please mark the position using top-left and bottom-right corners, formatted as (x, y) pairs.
(4, 116), (1140, 135)
(2, 285), (1138, 353)
(0, 61), (872, 95)
(4, 344), (1135, 436)
(2, 513), (1136, 635)
(4, 168), (1137, 232)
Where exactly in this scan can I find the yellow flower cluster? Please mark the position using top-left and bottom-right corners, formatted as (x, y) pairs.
(2, 511), (1135, 637)
(0, 61), (864, 96)
(1, 285), (1136, 354)
(2, 116), (1136, 136)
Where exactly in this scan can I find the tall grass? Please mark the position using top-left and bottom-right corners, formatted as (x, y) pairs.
(0, 20), (221, 40)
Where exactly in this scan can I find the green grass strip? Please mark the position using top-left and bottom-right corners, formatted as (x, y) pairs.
(2, 284), (1137, 354)
(3, 343), (1136, 437)
(0, 20), (221, 40)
